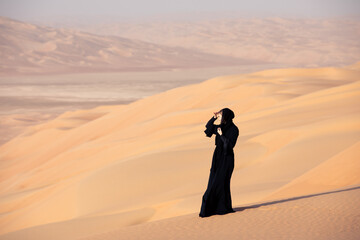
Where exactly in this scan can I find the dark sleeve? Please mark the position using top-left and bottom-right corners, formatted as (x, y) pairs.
(204, 116), (218, 138)
(220, 127), (239, 151)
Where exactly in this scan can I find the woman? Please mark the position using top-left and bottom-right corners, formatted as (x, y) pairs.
(199, 107), (239, 217)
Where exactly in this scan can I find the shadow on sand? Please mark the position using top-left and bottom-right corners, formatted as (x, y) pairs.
(234, 185), (360, 212)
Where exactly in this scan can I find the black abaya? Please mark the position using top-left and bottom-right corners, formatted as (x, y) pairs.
(199, 115), (239, 217)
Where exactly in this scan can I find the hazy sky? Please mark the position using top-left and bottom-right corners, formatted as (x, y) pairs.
(0, 0), (359, 21)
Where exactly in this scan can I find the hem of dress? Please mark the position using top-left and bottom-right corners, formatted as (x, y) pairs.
(199, 209), (235, 218)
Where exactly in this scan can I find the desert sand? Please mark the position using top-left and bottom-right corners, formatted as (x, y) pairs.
(50, 16), (360, 68)
(80, 185), (360, 240)
(0, 16), (251, 76)
(0, 62), (359, 239)
(0, 65), (281, 146)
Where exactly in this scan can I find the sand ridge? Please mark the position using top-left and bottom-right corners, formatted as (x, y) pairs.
(0, 62), (359, 238)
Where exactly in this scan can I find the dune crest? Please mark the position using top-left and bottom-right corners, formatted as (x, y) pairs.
(262, 141), (360, 201)
(0, 62), (359, 237)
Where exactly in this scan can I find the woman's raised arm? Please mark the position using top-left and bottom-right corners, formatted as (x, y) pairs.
(204, 116), (218, 138)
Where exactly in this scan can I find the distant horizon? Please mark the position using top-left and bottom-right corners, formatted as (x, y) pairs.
(1, 12), (360, 28)
(0, 0), (359, 24)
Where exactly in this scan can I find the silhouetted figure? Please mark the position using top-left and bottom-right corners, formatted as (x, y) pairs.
(199, 107), (239, 217)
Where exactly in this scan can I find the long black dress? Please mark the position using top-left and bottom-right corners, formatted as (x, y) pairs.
(199, 115), (239, 217)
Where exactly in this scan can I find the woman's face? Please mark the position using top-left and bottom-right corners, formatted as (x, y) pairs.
(218, 111), (222, 121)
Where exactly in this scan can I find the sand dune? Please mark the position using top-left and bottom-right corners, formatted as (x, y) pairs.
(2, 185), (360, 240)
(262, 141), (360, 201)
(53, 16), (360, 68)
(0, 17), (251, 76)
(0, 62), (359, 238)
(77, 185), (360, 240)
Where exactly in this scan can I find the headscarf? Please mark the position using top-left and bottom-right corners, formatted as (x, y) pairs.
(219, 107), (235, 132)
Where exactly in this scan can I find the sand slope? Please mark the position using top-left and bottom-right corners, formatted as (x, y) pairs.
(0, 17), (249, 76)
(2, 185), (359, 240)
(61, 16), (360, 68)
(0, 62), (359, 238)
(81, 185), (360, 240)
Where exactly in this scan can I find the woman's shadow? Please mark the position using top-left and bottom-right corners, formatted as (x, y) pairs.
(234, 184), (360, 212)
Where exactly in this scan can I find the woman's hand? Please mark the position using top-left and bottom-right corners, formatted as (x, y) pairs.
(214, 110), (221, 118)
(217, 127), (222, 135)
